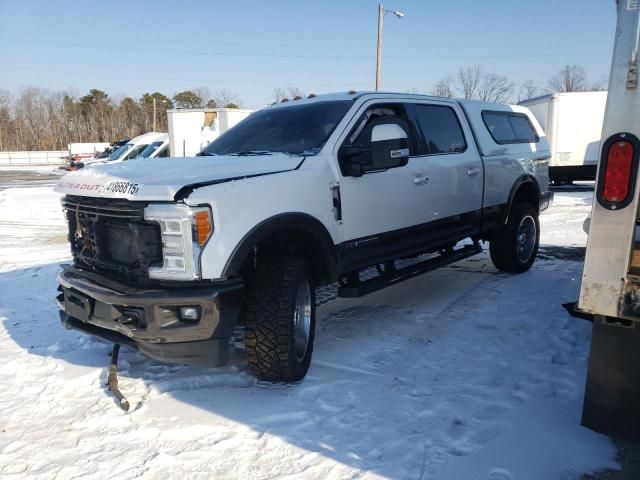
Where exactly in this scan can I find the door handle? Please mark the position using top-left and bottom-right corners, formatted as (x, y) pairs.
(467, 167), (481, 177)
(414, 174), (430, 185)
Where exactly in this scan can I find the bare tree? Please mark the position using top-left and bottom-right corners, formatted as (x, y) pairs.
(548, 64), (587, 92)
(591, 77), (608, 91)
(517, 80), (539, 102)
(287, 86), (305, 99)
(477, 73), (513, 103)
(457, 65), (482, 99)
(193, 86), (213, 107)
(273, 87), (286, 103)
(213, 89), (242, 108)
(431, 75), (455, 98)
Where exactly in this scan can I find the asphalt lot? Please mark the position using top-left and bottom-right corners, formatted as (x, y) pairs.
(0, 169), (64, 190)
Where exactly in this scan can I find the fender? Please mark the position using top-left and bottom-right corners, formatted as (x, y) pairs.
(222, 213), (339, 281)
(503, 175), (541, 224)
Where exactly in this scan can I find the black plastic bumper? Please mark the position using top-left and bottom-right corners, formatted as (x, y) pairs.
(540, 191), (554, 212)
(57, 265), (244, 367)
(550, 165), (597, 182)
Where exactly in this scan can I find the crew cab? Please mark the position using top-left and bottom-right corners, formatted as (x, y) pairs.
(55, 92), (552, 382)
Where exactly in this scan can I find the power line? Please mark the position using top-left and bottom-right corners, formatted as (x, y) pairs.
(0, 55), (373, 78)
(1, 29), (599, 53)
(0, 37), (609, 61)
(0, 64), (363, 89)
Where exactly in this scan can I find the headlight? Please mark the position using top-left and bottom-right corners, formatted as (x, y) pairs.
(144, 204), (213, 280)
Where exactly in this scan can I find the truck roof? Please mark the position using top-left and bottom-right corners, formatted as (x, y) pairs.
(266, 91), (520, 111)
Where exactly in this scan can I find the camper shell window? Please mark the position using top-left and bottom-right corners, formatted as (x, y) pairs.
(482, 111), (539, 145)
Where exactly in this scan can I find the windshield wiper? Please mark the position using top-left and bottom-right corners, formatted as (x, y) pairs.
(196, 152), (217, 156)
(229, 150), (273, 156)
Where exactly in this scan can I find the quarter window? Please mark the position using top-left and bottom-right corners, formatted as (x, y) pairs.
(412, 105), (467, 155)
(482, 111), (539, 144)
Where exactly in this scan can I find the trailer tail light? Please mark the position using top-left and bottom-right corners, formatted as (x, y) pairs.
(603, 141), (634, 203)
(597, 133), (640, 210)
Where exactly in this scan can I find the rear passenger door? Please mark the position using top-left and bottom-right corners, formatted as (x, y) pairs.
(409, 101), (484, 238)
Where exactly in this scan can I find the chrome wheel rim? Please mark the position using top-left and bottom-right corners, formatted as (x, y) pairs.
(293, 277), (312, 362)
(516, 215), (537, 263)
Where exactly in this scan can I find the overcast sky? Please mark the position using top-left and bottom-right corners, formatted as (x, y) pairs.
(0, 0), (617, 108)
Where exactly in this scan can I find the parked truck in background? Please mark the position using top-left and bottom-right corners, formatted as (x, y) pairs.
(79, 132), (166, 168)
(520, 91), (607, 184)
(55, 92), (552, 383)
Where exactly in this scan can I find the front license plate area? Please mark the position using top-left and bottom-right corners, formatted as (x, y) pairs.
(64, 289), (93, 322)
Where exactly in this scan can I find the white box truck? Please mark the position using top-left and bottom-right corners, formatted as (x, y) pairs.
(520, 91), (607, 184)
(167, 108), (253, 157)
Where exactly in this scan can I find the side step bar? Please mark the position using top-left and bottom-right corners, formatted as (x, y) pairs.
(338, 242), (483, 298)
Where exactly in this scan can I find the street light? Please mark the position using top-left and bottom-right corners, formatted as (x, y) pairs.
(152, 97), (168, 132)
(375, 4), (404, 91)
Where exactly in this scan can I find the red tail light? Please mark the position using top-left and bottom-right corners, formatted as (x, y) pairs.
(603, 140), (634, 203)
(597, 133), (640, 210)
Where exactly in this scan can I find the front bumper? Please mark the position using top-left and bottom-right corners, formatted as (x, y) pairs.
(57, 265), (243, 367)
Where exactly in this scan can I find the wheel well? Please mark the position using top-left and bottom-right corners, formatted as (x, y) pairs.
(511, 181), (539, 212)
(258, 228), (332, 284)
(230, 226), (336, 287)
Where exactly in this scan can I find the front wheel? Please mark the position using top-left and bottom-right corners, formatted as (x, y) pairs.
(242, 254), (316, 382)
(489, 203), (540, 273)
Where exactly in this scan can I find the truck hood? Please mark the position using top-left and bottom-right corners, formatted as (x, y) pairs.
(54, 154), (303, 201)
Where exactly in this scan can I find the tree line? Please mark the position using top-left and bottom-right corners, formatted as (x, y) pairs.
(430, 64), (606, 103)
(0, 64), (605, 151)
(0, 87), (242, 151)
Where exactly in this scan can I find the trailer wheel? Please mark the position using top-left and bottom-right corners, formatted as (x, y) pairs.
(490, 203), (540, 273)
(242, 254), (316, 382)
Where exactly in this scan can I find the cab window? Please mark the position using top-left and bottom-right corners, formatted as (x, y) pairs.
(344, 103), (415, 154)
(156, 145), (169, 158)
(124, 144), (147, 160)
(412, 104), (467, 155)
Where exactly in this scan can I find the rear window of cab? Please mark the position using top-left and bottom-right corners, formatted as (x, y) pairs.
(481, 110), (539, 144)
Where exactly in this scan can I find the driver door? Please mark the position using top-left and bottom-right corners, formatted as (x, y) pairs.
(336, 101), (431, 269)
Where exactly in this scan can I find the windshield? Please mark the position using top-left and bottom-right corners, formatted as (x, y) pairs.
(138, 141), (165, 158)
(201, 100), (353, 156)
(109, 144), (131, 160)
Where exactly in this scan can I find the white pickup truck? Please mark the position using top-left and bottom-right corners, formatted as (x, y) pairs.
(55, 92), (552, 382)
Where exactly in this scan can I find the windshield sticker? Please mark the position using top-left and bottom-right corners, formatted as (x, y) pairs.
(58, 180), (140, 196)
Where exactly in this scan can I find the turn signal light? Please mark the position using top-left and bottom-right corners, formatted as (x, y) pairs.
(603, 140), (634, 203)
(194, 211), (212, 246)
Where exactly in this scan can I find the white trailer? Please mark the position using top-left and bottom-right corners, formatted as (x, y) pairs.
(167, 108), (253, 157)
(520, 91), (607, 183)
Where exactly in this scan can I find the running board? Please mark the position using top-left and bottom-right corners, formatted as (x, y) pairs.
(338, 243), (483, 298)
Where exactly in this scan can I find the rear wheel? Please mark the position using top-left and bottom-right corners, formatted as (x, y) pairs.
(242, 254), (316, 382)
(489, 203), (539, 273)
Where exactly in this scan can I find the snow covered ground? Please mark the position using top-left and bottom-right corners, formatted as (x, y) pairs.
(0, 184), (619, 479)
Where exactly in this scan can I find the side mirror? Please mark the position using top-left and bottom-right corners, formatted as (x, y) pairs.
(370, 123), (410, 170)
(339, 122), (410, 177)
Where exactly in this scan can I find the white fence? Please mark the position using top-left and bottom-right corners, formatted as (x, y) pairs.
(0, 151), (68, 167)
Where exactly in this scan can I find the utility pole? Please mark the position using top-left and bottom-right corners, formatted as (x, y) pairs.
(153, 97), (157, 132)
(375, 5), (404, 91)
(375, 4), (384, 91)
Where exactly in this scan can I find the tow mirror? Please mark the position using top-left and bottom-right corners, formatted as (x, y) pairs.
(370, 123), (410, 170)
(339, 122), (410, 177)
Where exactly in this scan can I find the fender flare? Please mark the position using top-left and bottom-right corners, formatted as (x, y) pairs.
(503, 175), (541, 224)
(222, 213), (339, 282)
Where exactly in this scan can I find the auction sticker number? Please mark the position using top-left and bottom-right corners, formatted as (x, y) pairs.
(104, 181), (140, 195)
